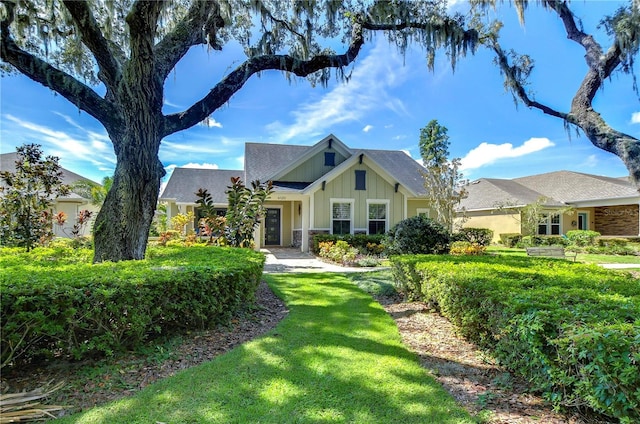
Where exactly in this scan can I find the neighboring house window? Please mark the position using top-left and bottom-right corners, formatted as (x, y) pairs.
(324, 152), (335, 166)
(331, 200), (353, 235)
(538, 213), (560, 235)
(416, 208), (430, 218)
(368, 201), (388, 235)
(355, 170), (366, 190)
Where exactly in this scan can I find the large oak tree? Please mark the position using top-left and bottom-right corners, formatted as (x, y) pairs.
(0, 0), (476, 262)
(477, 0), (640, 188)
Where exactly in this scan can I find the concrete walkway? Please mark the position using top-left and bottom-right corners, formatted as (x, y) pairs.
(261, 248), (385, 273)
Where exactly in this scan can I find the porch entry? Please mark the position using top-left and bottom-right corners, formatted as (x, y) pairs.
(265, 208), (281, 246)
(578, 212), (588, 230)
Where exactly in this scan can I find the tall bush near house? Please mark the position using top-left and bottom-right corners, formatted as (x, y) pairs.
(566, 230), (601, 246)
(453, 228), (493, 246)
(170, 211), (195, 236)
(384, 215), (450, 255)
(224, 178), (273, 248)
(0, 144), (70, 251)
(195, 188), (227, 245)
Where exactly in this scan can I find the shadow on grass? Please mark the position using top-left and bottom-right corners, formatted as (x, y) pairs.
(58, 273), (472, 424)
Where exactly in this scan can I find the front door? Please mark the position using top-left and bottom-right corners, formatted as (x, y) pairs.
(265, 208), (281, 246)
(578, 212), (588, 230)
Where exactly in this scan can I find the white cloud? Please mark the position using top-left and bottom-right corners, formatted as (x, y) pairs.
(581, 154), (598, 168)
(265, 38), (410, 141)
(460, 137), (555, 171)
(5, 114), (115, 167)
(182, 162), (219, 169)
(631, 112), (640, 124)
(363, 125), (373, 132)
(199, 117), (223, 128)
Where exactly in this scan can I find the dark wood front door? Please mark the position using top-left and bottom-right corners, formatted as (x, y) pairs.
(265, 208), (281, 246)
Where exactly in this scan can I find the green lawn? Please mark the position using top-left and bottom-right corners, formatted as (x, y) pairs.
(486, 245), (640, 266)
(58, 273), (472, 424)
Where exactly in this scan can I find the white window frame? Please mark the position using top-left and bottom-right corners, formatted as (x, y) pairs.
(330, 198), (354, 235)
(366, 199), (389, 235)
(416, 208), (430, 218)
(538, 212), (561, 235)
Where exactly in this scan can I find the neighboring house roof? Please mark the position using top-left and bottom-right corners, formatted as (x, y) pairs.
(514, 171), (638, 203)
(460, 170), (638, 212)
(460, 178), (563, 211)
(1, 152), (97, 202)
(160, 168), (242, 204)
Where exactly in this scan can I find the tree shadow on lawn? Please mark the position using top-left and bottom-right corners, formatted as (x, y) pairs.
(55, 273), (474, 424)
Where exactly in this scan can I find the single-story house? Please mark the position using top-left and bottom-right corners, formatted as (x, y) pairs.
(159, 134), (433, 251)
(0, 152), (100, 238)
(457, 170), (640, 242)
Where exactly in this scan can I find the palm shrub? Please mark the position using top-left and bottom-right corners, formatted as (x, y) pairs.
(384, 215), (450, 255)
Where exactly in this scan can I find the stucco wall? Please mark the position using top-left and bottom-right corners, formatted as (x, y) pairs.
(458, 210), (521, 243)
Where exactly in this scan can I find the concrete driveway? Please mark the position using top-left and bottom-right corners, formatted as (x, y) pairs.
(261, 248), (384, 273)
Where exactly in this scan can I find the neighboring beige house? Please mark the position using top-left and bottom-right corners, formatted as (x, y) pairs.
(458, 170), (640, 242)
(0, 152), (100, 238)
(159, 134), (432, 251)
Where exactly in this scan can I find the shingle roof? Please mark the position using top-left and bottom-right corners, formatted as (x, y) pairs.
(459, 178), (564, 211)
(244, 143), (310, 183)
(514, 171), (638, 202)
(1, 152), (97, 201)
(361, 149), (428, 196)
(460, 170), (639, 211)
(160, 168), (242, 204)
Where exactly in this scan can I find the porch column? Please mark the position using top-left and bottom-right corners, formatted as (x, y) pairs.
(301, 196), (310, 252)
(253, 221), (261, 251)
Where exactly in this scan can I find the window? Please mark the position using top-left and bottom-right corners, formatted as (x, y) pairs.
(416, 208), (430, 218)
(538, 213), (560, 235)
(355, 170), (366, 190)
(324, 152), (335, 166)
(331, 201), (352, 235)
(368, 202), (388, 235)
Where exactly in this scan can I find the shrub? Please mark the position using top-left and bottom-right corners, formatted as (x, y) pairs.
(312, 233), (384, 254)
(566, 230), (601, 246)
(318, 240), (358, 265)
(390, 255), (640, 422)
(499, 233), (521, 247)
(596, 237), (629, 247)
(449, 241), (485, 255)
(453, 228), (494, 246)
(384, 216), (450, 255)
(0, 246), (264, 369)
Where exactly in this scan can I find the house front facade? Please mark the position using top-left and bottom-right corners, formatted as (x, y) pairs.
(458, 171), (640, 242)
(159, 135), (432, 251)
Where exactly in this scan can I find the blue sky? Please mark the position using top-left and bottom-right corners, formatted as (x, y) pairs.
(1, 1), (638, 186)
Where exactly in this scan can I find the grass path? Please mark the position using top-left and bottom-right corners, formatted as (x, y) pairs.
(58, 273), (472, 423)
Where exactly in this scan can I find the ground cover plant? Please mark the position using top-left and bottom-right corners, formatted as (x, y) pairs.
(51, 273), (472, 424)
(390, 254), (640, 422)
(0, 246), (264, 369)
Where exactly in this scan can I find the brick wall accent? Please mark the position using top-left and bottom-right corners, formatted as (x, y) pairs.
(594, 204), (639, 236)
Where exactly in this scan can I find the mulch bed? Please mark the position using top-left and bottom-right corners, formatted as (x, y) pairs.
(1, 281), (609, 423)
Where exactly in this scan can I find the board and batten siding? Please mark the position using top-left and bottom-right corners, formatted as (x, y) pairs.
(280, 148), (347, 182)
(312, 162), (403, 230)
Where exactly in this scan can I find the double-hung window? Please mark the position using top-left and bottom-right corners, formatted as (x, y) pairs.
(367, 201), (388, 235)
(331, 200), (353, 235)
(537, 213), (560, 235)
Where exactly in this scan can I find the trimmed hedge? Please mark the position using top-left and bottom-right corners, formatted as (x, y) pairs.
(312, 233), (384, 254)
(390, 255), (640, 422)
(0, 246), (265, 369)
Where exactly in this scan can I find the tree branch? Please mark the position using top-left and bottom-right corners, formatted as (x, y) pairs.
(154, 0), (224, 83)
(491, 42), (569, 121)
(162, 21), (366, 137)
(61, 0), (122, 89)
(0, 1), (116, 127)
